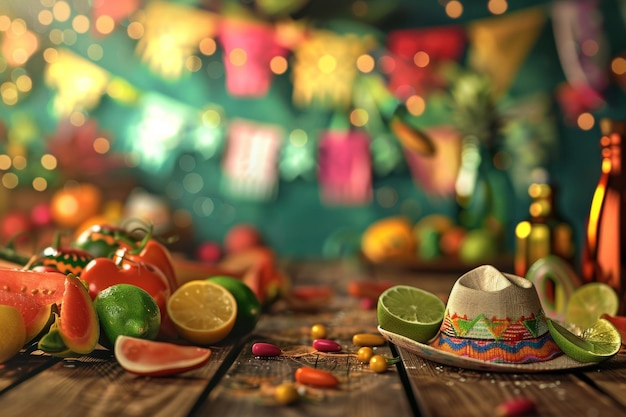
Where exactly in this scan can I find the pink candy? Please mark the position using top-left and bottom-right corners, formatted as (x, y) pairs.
(252, 342), (282, 357)
(313, 339), (342, 352)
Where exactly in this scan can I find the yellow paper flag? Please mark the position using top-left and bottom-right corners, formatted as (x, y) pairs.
(467, 7), (546, 97)
(292, 29), (375, 108)
(136, 1), (217, 79)
(45, 49), (110, 117)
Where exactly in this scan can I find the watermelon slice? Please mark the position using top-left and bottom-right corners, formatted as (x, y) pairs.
(57, 274), (99, 354)
(0, 267), (65, 306)
(114, 336), (212, 376)
(0, 290), (54, 342)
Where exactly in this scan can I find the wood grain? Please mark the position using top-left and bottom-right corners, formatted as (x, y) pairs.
(398, 347), (626, 417)
(0, 346), (237, 417)
(0, 350), (58, 393)
(191, 307), (414, 417)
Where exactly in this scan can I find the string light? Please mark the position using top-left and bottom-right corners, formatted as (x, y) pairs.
(229, 48), (247, 66)
(270, 56), (288, 74)
(199, 38), (216, 55)
(350, 108), (369, 127)
(2, 173), (19, 189)
(413, 51), (430, 68)
(95, 15), (115, 35)
(577, 112), (595, 130)
(406, 95), (426, 116)
(356, 54), (375, 73)
(445, 1), (463, 19)
(127, 22), (144, 40)
(611, 56), (626, 75)
(40, 154), (57, 170)
(52, 1), (71, 22)
(0, 155), (11, 170)
(72, 15), (90, 33)
(487, 0), (508, 15)
(87, 43), (103, 61)
(93, 137), (110, 154)
(32, 177), (48, 191)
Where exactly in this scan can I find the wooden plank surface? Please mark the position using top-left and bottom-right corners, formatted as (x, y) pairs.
(0, 345), (238, 417)
(192, 306), (414, 417)
(0, 349), (58, 393)
(1, 259), (626, 417)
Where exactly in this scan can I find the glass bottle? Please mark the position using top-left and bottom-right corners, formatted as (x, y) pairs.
(581, 118), (625, 313)
(514, 183), (575, 277)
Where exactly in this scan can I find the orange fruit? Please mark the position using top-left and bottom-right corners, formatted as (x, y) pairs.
(166, 280), (237, 345)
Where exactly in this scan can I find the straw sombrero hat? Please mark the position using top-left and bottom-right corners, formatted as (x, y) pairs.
(378, 265), (592, 372)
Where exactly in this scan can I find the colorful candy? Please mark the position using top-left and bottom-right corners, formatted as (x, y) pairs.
(274, 382), (299, 405)
(252, 342), (282, 357)
(496, 397), (537, 417)
(312, 338), (342, 352)
(356, 347), (374, 363)
(294, 367), (339, 388)
(352, 333), (386, 347)
(368, 355), (388, 373)
(310, 323), (328, 339)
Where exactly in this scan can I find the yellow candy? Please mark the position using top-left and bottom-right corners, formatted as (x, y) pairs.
(352, 333), (386, 347)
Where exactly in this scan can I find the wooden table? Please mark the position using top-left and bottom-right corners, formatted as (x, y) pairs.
(1, 260), (625, 417)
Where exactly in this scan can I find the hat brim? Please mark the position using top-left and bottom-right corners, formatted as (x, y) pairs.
(378, 326), (593, 373)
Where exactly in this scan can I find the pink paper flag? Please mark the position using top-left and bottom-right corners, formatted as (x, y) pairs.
(318, 130), (372, 206)
(221, 119), (283, 201)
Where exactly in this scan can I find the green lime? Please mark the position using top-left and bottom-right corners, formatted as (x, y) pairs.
(208, 276), (261, 338)
(566, 282), (619, 330)
(547, 318), (622, 363)
(377, 285), (445, 343)
(94, 284), (161, 347)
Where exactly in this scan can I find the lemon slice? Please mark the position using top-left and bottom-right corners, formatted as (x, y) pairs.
(377, 285), (445, 343)
(566, 283), (619, 330)
(166, 280), (237, 345)
(547, 318), (622, 363)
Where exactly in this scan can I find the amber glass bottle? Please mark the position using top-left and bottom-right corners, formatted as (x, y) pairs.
(581, 118), (625, 313)
(514, 183), (574, 277)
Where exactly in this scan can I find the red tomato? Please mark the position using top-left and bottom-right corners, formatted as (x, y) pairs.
(80, 257), (170, 310)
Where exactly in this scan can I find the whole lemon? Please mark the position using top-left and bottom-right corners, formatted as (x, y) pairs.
(94, 284), (161, 347)
(207, 276), (261, 338)
(0, 305), (26, 363)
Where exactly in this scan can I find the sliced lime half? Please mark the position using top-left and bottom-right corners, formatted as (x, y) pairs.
(377, 285), (445, 343)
